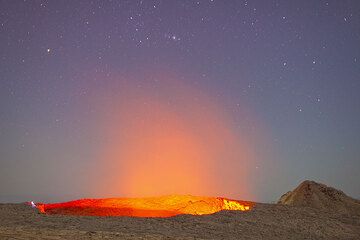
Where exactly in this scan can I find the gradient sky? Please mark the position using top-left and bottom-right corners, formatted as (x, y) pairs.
(1, 0), (359, 203)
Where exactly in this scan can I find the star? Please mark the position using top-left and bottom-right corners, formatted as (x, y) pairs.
(165, 33), (180, 41)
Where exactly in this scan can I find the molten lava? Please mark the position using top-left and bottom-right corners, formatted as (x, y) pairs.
(36, 195), (253, 217)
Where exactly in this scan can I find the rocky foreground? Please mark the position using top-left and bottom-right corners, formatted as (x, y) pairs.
(1, 181), (360, 239)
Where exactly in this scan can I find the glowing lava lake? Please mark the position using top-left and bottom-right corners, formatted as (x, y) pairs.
(36, 195), (253, 218)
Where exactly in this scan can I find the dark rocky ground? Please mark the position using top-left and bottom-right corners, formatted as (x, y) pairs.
(2, 181), (360, 239)
(1, 201), (359, 239)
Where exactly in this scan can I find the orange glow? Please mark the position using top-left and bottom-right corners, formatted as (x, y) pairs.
(36, 195), (253, 217)
(88, 72), (261, 200)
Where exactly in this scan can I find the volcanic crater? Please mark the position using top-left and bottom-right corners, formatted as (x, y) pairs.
(35, 195), (253, 218)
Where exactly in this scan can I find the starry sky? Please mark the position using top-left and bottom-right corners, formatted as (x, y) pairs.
(1, 0), (360, 203)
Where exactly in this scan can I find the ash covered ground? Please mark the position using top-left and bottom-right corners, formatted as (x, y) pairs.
(1, 181), (360, 239)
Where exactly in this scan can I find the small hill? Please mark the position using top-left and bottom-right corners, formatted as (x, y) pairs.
(278, 180), (360, 214)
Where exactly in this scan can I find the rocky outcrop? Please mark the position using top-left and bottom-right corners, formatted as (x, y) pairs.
(278, 180), (360, 214)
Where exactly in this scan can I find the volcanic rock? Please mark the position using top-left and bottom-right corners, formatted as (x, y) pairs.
(1, 182), (360, 239)
(278, 180), (360, 214)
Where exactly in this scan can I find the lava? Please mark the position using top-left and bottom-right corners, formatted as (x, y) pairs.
(36, 195), (253, 217)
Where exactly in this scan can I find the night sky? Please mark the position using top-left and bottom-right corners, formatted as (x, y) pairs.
(1, 0), (360, 203)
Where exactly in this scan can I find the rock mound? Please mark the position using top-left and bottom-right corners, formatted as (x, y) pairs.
(278, 180), (360, 214)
